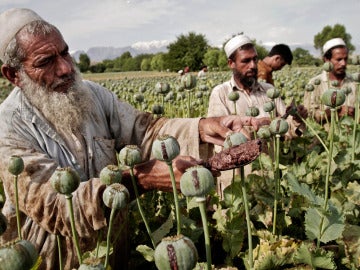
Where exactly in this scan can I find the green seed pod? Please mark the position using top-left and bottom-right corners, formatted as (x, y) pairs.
(245, 106), (260, 117)
(139, 85), (147, 93)
(305, 84), (315, 92)
(269, 118), (289, 135)
(180, 165), (214, 197)
(102, 183), (130, 210)
(323, 62), (333, 72)
(330, 80), (340, 87)
(154, 234), (198, 270)
(50, 167), (80, 195)
(152, 104), (164, 115)
(0, 240), (38, 270)
(0, 212), (7, 236)
(134, 93), (144, 103)
(352, 72), (360, 82)
(223, 132), (248, 149)
(228, 91), (239, 102)
(118, 145), (142, 168)
(314, 78), (321, 85)
(152, 135), (180, 163)
(99, 165), (122, 185)
(263, 101), (275, 112)
(8, 155), (24, 176)
(257, 126), (271, 139)
(155, 82), (170, 94)
(321, 89), (346, 108)
(181, 73), (197, 90)
(266, 88), (280, 99)
(342, 86), (353, 95)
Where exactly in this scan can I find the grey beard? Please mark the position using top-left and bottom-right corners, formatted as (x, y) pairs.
(19, 70), (93, 134)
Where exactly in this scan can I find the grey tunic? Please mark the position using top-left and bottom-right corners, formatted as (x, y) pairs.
(0, 80), (201, 269)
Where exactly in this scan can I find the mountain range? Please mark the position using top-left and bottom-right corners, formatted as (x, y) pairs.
(71, 41), (360, 63)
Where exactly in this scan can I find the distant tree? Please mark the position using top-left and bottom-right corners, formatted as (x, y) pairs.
(113, 51), (132, 71)
(292, 47), (321, 66)
(217, 50), (228, 70)
(151, 53), (165, 71)
(164, 32), (208, 71)
(314, 24), (355, 54)
(141, 58), (152, 71)
(203, 48), (221, 69)
(78, 53), (90, 72)
(255, 43), (269, 60)
(89, 62), (106, 73)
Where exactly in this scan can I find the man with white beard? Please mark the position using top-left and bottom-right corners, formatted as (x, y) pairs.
(0, 8), (268, 270)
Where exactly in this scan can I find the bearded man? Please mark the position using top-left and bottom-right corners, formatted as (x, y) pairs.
(207, 34), (307, 195)
(0, 8), (268, 270)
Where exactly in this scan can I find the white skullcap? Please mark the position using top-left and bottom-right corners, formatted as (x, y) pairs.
(224, 34), (253, 58)
(323, 38), (346, 55)
(0, 8), (43, 62)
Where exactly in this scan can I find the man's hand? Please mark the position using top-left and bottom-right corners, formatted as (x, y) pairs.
(198, 115), (271, 145)
(338, 105), (355, 118)
(285, 104), (308, 123)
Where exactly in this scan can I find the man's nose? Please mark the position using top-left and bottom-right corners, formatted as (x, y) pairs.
(56, 56), (73, 76)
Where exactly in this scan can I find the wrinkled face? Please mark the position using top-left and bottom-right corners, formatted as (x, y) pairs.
(17, 29), (76, 93)
(230, 46), (258, 85)
(328, 47), (348, 77)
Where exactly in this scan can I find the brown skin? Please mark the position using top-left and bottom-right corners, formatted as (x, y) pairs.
(263, 55), (287, 71)
(228, 46), (258, 94)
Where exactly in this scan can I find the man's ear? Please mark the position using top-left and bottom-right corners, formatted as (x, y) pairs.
(1, 65), (20, 86)
(228, 59), (235, 69)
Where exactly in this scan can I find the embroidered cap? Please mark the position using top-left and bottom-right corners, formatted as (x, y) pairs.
(224, 34), (253, 58)
(0, 8), (43, 62)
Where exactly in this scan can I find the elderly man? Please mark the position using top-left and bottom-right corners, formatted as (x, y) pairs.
(304, 37), (356, 123)
(0, 8), (266, 270)
(257, 44), (293, 85)
(207, 34), (307, 195)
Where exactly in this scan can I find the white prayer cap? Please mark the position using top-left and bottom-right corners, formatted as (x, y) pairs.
(322, 38), (346, 55)
(0, 8), (43, 62)
(224, 34), (253, 58)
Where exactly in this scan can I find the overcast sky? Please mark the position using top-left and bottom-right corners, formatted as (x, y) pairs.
(1, 0), (359, 55)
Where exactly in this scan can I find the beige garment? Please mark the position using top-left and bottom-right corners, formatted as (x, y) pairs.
(303, 70), (357, 122)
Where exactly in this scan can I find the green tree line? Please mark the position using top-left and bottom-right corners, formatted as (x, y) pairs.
(75, 24), (356, 73)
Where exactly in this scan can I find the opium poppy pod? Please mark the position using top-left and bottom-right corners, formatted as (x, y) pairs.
(305, 84), (315, 92)
(228, 91), (239, 102)
(180, 166), (214, 198)
(257, 126), (271, 139)
(0, 240), (38, 270)
(8, 155), (24, 176)
(321, 89), (346, 108)
(102, 183), (130, 210)
(154, 234), (198, 270)
(323, 62), (334, 72)
(269, 118), (289, 135)
(50, 167), (80, 195)
(266, 88), (280, 99)
(181, 73), (197, 90)
(263, 101), (275, 112)
(152, 135), (180, 163)
(118, 145), (142, 168)
(155, 82), (170, 94)
(223, 132), (248, 149)
(245, 106), (260, 117)
(99, 165), (122, 185)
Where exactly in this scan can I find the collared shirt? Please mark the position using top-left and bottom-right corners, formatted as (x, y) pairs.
(304, 70), (357, 121)
(257, 60), (274, 85)
(0, 80), (202, 270)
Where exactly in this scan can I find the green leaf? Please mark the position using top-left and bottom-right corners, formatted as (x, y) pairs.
(304, 205), (345, 243)
(285, 172), (323, 206)
(151, 212), (174, 245)
(294, 243), (335, 269)
(135, 245), (154, 262)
